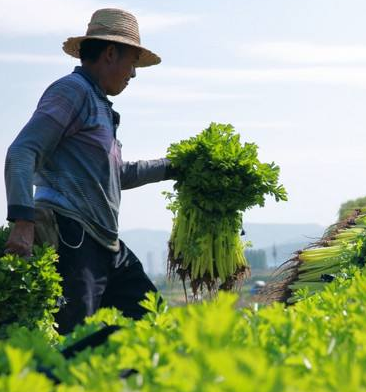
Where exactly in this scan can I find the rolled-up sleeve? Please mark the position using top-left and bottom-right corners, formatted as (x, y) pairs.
(5, 79), (87, 222)
(120, 158), (170, 190)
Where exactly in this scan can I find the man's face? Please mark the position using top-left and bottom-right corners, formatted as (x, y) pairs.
(105, 45), (139, 96)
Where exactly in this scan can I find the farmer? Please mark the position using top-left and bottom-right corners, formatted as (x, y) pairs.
(4, 8), (173, 334)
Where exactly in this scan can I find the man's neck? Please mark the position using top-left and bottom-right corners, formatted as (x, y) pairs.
(80, 63), (107, 94)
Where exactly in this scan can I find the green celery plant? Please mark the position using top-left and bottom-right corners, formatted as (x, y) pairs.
(165, 123), (287, 295)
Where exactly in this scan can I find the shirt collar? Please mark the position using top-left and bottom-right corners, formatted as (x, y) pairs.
(73, 66), (113, 107)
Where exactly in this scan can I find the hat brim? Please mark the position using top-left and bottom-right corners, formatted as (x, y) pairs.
(63, 35), (161, 67)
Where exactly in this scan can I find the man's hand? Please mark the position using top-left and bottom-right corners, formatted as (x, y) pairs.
(5, 220), (35, 257)
(164, 158), (178, 180)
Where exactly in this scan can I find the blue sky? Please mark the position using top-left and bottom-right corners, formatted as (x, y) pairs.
(1, 0), (366, 231)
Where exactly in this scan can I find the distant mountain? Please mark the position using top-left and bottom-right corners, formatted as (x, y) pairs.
(120, 223), (326, 275)
(262, 241), (311, 267)
(242, 223), (325, 249)
(243, 223), (326, 267)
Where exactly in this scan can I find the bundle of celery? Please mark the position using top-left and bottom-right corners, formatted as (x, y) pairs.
(259, 208), (366, 304)
(165, 123), (287, 295)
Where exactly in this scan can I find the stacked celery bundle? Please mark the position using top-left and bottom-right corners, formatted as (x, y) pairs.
(165, 123), (287, 295)
(261, 209), (366, 304)
(287, 211), (366, 302)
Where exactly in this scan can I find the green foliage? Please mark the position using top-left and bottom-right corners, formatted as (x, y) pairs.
(338, 195), (366, 221)
(0, 225), (11, 257)
(0, 226), (62, 340)
(1, 268), (366, 391)
(166, 123), (287, 292)
(4, 196), (366, 390)
(167, 122), (287, 214)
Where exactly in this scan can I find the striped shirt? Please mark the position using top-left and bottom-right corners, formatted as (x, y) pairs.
(5, 66), (169, 251)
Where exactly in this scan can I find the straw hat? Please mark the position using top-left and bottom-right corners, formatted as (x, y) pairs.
(63, 8), (161, 67)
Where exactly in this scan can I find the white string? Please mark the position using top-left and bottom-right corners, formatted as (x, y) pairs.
(57, 226), (85, 249)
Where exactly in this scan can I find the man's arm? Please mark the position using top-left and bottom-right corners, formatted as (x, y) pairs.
(5, 113), (71, 222)
(4, 78), (87, 255)
(4, 114), (69, 256)
(120, 158), (172, 190)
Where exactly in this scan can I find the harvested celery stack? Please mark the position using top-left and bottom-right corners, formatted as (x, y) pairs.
(165, 123), (287, 296)
(258, 208), (366, 304)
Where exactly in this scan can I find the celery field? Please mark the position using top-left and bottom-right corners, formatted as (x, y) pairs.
(1, 124), (366, 391)
(1, 213), (366, 391)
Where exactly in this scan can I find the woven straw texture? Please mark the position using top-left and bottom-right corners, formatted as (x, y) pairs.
(63, 8), (161, 67)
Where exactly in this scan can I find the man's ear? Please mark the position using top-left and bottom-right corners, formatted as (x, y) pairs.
(104, 44), (117, 64)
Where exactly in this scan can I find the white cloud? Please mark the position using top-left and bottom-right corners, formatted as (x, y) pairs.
(238, 42), (366, 65)
(124, 84), (253, 102)
(3, 48), (366, 88)
(138, 13), (199, 33)
(0, 53), (69, 64)
(0, 0), (198, 36)
(120, 118), (294, 131)
(154, 65), (366, 86)
(231, 121), (294, 130)
(4, 48), (366, 88)
(1, 0), (100, 36)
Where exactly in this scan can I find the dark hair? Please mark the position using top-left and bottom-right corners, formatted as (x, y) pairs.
(79, 39), (128, 62)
